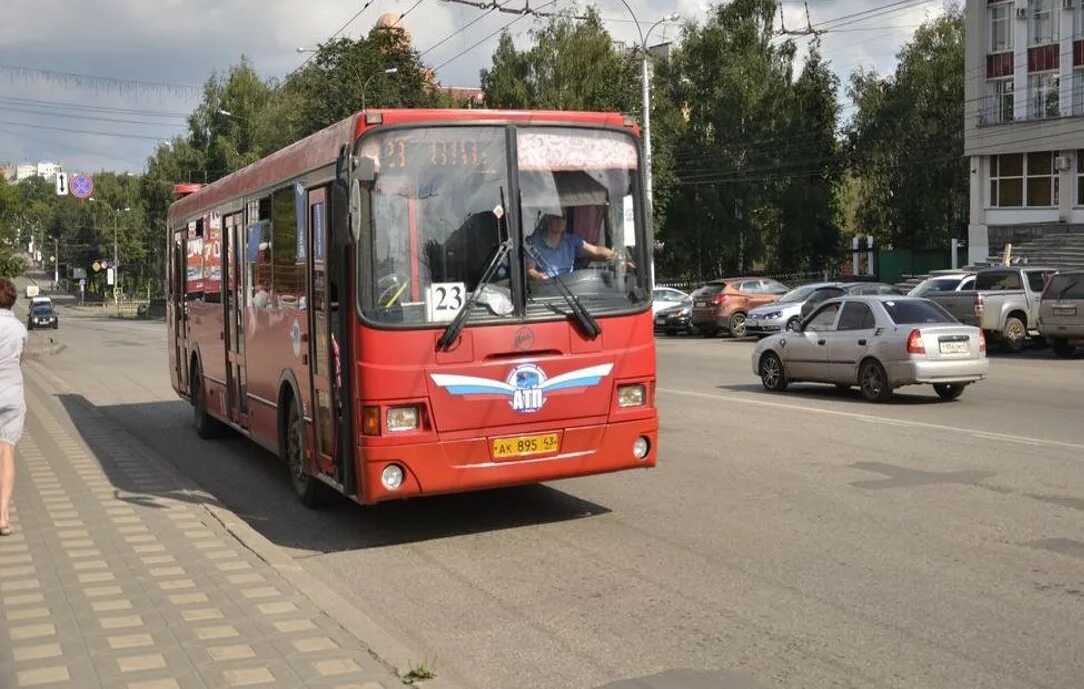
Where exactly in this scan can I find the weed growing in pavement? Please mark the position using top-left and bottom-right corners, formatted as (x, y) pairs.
(405, 656), (437, 682)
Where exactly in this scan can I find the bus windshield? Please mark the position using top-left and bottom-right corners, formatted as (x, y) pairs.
(359, 125), (649, 326)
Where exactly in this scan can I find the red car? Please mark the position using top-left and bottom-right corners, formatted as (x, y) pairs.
(690, 277), (789, 338)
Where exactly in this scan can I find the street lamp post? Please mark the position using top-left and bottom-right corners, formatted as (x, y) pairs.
(362, 67), (399, 111)
(91, 198), (130, 307)
(614, 1), (679, 286)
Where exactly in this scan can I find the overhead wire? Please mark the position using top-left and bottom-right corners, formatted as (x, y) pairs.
(0, 64), (201, 96)
(433, 0), (562, 71)
(290, 0), (382, 75)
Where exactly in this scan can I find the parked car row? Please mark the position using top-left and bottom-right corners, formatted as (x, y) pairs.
(654, 278), (905, 340)
(913, 266), (1084, 356)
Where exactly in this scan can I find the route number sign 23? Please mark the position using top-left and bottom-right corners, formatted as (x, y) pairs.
(426, 282), (466, 322)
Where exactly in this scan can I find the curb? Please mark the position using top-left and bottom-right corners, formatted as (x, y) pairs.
(24, 359), (464, 689)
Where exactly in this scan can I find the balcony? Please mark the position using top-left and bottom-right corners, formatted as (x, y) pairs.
(977, 94), (1014, 126)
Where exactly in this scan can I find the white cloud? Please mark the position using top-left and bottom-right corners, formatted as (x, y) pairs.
(0, 0), (948, 172)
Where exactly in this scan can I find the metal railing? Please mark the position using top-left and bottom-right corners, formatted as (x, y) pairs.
(977, 94), (1014, 126)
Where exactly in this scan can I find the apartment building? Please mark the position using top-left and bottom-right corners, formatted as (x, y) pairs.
(14, 161), (63, 183)
(964, 0), (1084, 263)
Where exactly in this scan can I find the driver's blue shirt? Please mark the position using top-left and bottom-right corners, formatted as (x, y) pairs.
(528, 232), (584, 278)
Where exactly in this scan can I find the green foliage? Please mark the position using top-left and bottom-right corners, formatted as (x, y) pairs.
(285, 27), (439, 138)
(657, 0), (843, 279)
(846, 9), (966, 249)
(480, 9), (640, 113)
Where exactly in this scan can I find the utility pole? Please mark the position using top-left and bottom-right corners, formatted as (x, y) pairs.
(614, 0), (679, 289)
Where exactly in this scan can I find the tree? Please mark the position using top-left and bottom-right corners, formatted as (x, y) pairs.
(0, 177), (25, 277)
(846, 9), (966, 250)
(286, 26), (438, 139)
(656, 0), (842, 279)
(480, 9), (639, 113)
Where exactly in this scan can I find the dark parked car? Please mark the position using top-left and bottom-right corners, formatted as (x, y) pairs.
(27, 303), (59, 330)
(799, 282), (904, 320)
(655, 299), (695, 336)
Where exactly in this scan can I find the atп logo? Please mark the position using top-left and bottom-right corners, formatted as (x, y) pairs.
(429, 362), (614, 414)
(507, 363), (546, 413)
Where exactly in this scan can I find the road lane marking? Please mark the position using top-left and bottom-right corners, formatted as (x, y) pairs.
(657, 387), (1084, 452)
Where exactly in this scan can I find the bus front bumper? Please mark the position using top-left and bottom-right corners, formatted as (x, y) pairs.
(358, 417), (658, 504)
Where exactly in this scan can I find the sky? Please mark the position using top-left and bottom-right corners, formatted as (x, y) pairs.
(0, 0), (949, 175)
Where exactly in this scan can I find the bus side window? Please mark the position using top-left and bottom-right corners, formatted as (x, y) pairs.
(248, 197), (272, 308)
(185, 218), (205, 302)
(271, 186), (303, 309)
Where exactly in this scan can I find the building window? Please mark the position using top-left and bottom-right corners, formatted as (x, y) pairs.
(990, 152), (1060, 208)
(990, 154), (1024, 207)
(990, 2), (1014, 52)
(1030, 71), (1060, 118)
(1077, 150), (1084, 206)
(1075, 68), (1084, 116)
(1026, 151), (1058, 206)
(1030, 0), (1059, 46)
(986, 77), (1014, 123)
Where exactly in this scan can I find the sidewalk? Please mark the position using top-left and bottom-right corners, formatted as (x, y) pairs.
(0, 368), (408, 688)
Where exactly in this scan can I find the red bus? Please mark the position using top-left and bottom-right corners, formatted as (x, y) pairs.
(166, 109), (657, 506)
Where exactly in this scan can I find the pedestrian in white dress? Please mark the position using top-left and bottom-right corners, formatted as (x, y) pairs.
(0, 277), (28, 536)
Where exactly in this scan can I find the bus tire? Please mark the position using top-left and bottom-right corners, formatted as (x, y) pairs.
(284, 398), (332, 509)
(191, 362), (225, 439)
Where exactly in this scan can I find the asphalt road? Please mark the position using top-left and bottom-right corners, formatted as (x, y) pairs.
(21, 303), (1084, 689)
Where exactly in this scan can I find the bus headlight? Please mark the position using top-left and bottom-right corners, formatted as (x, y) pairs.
(386, 406), (419, 432)
(381, 464), (404, 490)
(617, 384), (646, 408)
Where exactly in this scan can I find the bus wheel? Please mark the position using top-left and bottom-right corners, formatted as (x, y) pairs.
(191, 364), (225, 439)
(285, 400), (332, 509)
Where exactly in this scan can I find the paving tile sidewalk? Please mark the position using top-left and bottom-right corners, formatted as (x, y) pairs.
(0, 371), (406, 688)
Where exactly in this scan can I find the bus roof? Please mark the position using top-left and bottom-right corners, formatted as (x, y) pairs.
(167, 109), (632, 226)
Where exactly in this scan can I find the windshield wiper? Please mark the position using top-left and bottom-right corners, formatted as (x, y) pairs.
(437, 239), (512, 351)
(521, 240), (602, 340)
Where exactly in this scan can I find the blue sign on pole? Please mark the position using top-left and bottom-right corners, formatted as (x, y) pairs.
(70, 174), (94, 199)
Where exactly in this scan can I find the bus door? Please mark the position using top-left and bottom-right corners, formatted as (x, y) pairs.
(306, 188), (337, 478)
(224, 212), (248, 425)
(170, 229), (188, 393)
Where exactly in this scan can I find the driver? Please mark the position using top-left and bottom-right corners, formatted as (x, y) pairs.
(526, 212), (614, 281)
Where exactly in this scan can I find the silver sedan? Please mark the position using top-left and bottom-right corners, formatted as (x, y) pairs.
(751, 295), (990, 402)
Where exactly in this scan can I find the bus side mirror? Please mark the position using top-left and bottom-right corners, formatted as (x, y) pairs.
(356, 155), (377, 182)
(349, 180), (369, 244)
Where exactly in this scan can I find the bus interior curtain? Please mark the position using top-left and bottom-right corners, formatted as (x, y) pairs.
(519, 170), (608, 208)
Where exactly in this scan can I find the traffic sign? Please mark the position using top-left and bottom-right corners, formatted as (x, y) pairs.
(70, 174), (94, 199)
(55, 172), (69, 196)
(106, 268), (115, 286)
(92, 261), (101, 272)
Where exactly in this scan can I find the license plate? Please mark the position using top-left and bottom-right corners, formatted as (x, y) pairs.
(939, 341), (969, 354)
(1054, 307), (1077, 316)
(655, 316), (665, 324)
(695, 301), (708, 307)
(492, 433), (559, 459)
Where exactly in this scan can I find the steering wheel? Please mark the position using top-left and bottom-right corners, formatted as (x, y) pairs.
(377, 273), (409, 308)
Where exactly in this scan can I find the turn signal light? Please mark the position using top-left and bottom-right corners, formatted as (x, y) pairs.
(362, 406), (381, 436)
(907, 329), (926, 355)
